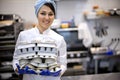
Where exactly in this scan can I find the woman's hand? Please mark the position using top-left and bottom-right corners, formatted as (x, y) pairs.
(16, 63), (37, 75)
(40, 69), (61, 76)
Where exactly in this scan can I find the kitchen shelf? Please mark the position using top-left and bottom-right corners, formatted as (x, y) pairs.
(0, 41), (15, 45)
(0, 66), (13, 73)
(67, 57), (89, 63)
(67, 54), (120, 63)
(84, 14), (120, 20)
(0, 45), (15, 50)
(0, 35), (15, 40)
(0, 53), (13, 59)
(0, 14), (23, 80)
(93, 54), (120, 60)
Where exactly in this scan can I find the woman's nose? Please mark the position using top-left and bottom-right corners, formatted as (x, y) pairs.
(45, 15), (49, 19)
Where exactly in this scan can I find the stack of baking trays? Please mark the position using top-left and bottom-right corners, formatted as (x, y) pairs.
(0, 14), (23, 59)
(0, 14), (23, 80)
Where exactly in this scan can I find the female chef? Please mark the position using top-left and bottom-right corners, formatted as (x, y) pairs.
(12, 0), (67, 80)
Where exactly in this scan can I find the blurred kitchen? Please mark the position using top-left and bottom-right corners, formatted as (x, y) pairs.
(0, 0), (120, 80)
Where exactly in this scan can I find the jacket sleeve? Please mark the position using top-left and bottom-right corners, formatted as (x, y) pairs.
(58, 37), (67, 76)
(12, 32), (22, 72)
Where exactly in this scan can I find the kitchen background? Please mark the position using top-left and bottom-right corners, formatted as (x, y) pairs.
(0, 0), (120, 80)
(0, 0), (120, 47)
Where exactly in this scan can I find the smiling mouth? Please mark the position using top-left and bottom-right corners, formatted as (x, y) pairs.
(44, 21), (51, 25)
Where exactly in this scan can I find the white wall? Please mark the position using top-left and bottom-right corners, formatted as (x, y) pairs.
(0, 0), (37, 23)
(57, 0), (120, 25)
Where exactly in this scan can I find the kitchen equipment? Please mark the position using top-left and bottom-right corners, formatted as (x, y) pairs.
(55, 28), (87, 51)
(90, 47), (109, 54)
(0, 14), (23, 79)
(109, 8), (120, 16)
(94, 21), (108, 37)
(0, 14), (23, 50)
(105, 38), (120, 55)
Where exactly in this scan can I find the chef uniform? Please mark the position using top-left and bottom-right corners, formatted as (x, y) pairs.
(12, 27), (67, 80)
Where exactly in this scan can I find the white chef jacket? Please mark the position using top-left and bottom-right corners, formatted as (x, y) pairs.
(12, 27), (67, 80)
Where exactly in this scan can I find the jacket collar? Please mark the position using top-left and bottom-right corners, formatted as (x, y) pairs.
(35, 26), (51, 35)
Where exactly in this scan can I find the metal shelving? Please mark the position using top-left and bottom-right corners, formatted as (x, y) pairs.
(0, 14), (23, 80)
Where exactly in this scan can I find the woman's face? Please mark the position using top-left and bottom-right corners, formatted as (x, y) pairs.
(37, 5), (55, 32)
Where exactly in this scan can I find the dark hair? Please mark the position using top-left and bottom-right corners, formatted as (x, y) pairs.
(44, 3), (55, 15)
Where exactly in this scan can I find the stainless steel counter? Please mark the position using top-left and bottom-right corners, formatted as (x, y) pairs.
(67, 54), (120, 74)
(61, 72), (120, 80)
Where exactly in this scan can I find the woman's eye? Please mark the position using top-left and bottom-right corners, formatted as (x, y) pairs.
(40, 12), (54, 16)
(48, 13), (54, 16)
(40, 13), (46, 15)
